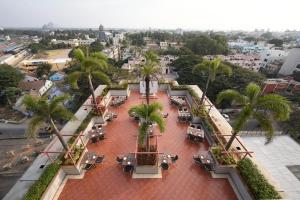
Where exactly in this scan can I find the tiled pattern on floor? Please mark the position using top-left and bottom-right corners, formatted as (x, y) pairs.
(59, 91), (237, 200)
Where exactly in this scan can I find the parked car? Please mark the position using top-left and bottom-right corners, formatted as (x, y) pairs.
(222, 113), (230, 122)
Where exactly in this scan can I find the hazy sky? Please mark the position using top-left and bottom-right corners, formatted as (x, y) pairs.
(1, 0), (300, 31)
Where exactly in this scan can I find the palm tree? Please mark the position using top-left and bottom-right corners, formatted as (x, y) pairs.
(193, 58), (232, 105)
(140, 51), (160, 104)
(217, 83), (291, 150)
(128, 102), (165, 150)
(23, 95), (74, 151)
(68, 48), (111, 114)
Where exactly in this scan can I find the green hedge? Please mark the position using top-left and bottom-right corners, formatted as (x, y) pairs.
(24, 161), (61, 200)
(238, 158), (281, 200)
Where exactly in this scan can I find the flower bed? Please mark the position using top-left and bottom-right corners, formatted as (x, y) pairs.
(237, 158), (281, 200)
(24, 161), (61, 200)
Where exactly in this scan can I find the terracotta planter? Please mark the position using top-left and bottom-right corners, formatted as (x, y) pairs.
(62, 148), (88, 175)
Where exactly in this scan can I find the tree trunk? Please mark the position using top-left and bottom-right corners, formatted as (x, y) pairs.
(200, 78), (210, 105)
(50, 118), (69, 151)
(145, 76), (150, 105)
(88, 74), (102, 115)
(225, 131), (238, 151)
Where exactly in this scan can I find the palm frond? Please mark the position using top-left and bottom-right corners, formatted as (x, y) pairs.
(144, 51), (158, 64)
(68, 71), (82, 89)
(257, 94), (291, 121)
(233, 105), (252, 132)
(73, 48), (85, 62)
(253, 111), (274, 144)
(218, 63), (232, 77)
(92, 71), (111, 85)
(27, 116), (45, 138)
(147, 102), (163, 114)
(216, 89), (248, 105)
(245, 83), (261, 104)
(149, 113), (165, 133)
(90, 52), (108, 61)
(22, 95), (39, 111)
(52, 105), (75, 121)
(82, 57), (107, 71)
(193, 63), (209, 74)
(49, 94), (71, 112)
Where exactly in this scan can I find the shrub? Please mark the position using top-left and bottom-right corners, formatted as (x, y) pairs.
(238, 158), (281, 199)
(211, 146), (236, 165)
(24, 161), (61, 200)
(63, 145), (85, 165)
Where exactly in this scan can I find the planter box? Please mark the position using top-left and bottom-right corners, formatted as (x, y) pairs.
(210, 150), (253, 200)
(62, 148), (88, 175)
(135, 165), (159, 174)
(40, 168), (66, 200)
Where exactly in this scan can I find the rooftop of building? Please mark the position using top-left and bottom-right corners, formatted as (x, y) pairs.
(58, 91), (237, 200)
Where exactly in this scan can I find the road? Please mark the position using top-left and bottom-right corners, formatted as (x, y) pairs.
(0, 121), (29, 139)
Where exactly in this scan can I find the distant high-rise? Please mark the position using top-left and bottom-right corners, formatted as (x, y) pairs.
(99, 24), (104, 31)
(175, 28), (183, 35)
(42, 22), (55, 30)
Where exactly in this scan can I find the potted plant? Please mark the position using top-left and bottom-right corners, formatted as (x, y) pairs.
(128, 102), (165, 174)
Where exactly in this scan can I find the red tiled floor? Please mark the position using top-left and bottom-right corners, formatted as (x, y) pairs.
(59, 91), (237, 200)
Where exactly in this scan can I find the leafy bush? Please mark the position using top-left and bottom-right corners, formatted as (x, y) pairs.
(211, 146), (236, 165)
(238, 158), (281, 199)
(63, 145), (85, 165)
(24, 161), (61, 200)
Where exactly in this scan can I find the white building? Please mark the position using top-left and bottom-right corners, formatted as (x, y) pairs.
(279, 48), (300, 75)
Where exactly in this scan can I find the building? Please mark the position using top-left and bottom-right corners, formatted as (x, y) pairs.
(21, 58), (71, 73)
(278, 48), (300, 75)
(159, 42), (168, 50)
(262, 77), (300, 94)
(49, 72), (65, 81)
(260, 49), (287, 69)
(18, 79), (53, 96)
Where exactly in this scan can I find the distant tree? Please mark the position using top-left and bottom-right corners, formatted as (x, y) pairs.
(89, 40), (104, 53)
(260, 32), (273, 40)
(292, 71), (300, 82)
(244, 36), (256, 42)
(4, 87), (21, 106)
(268, 38), (283, 47)
(281, 107), (300, 141)
(0, 64), (24, 90)
(184, 34), (228, 55)
(36, 63), (52, 78)
(173, 57), (265, 102)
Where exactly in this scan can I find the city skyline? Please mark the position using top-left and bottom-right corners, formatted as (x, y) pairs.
(1, 0), (300, 31)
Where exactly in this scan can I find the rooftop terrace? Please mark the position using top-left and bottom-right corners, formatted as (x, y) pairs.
(58, 91), (237, 200)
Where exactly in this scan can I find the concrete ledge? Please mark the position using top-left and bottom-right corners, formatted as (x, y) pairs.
(132, 169), (162, 179)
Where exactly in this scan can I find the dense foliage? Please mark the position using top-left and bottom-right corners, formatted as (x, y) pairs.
(268, 38), (283, 47)
(29, 38), (71, 53)
(184, 33), (228, 55)
(238, 158), (281, 199)
(0, 64), (24, 90)
(172, 56), (265, 102)
(36, 63), (52, 78)
(24, 161), (61, 200)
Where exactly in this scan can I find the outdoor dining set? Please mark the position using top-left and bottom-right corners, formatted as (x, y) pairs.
(170, 96), (187, 107)
(193, 151), (214, 171)
(110, 96), (127, 107)
(187, 124), (205, 142)
(116, 153), (179, 173)
(89, 124), (105, 143)
(178, 107), (192, 122)
(104, 111), (117, 122)
(82, 152), (105, 170)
